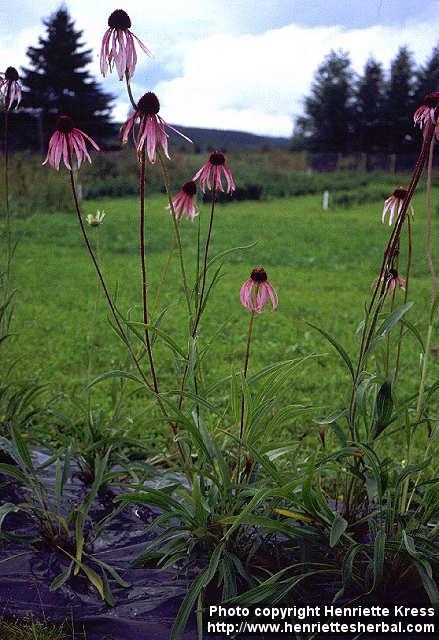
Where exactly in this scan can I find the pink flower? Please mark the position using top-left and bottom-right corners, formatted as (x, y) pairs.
(193, 151), (235, 194)
(414, 92), (439, 132)
(100, 9), (151, 80)
(121, 91), (191, 163)
(240, 267), (278, 314)
(43, 115), (100, 171)
(167, 180), (197, 221)
(0, 67), (21, 110)
(382, 187), (407, 225)
(384, 269), (406, 292)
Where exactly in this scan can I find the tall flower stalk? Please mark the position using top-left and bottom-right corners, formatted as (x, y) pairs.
(348, 117), (436, 435)
(139, 147), (159, 394)
(236, 268), (278, 480)
(1, 67), (21, 305)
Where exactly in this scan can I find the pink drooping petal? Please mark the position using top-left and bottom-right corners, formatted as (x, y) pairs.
(100, 29), (111, 76)
(169, 192), (197, 221)
(43, 126), (99, 171)
(240, 280), (253, 310)
(255, 286), (267, 313)
(100, 27), (152, 80)
(132, 32), (152, 57)
(382, 195), (403, 226)
(223, 163), (236, 193)
(264, 282), (278, 310)
(121, 113), (137, 143)
(193, 163), (210, 192)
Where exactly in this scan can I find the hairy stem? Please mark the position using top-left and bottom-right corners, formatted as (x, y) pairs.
(393, 213), (413, 384)
(192, 185), (217, 337)
(157, 150), (193, 324)
(236, 310), (256, 483)
(425, 137), (437, 303)
(139, 148), (160, 394)
(349, 120), (435, 434)
(68, 168), (153, 393)
(3, 108), (11, 293)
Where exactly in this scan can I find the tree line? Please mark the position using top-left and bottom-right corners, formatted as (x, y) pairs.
(292, 46), (439, 156)
(1, 7), (115, 153)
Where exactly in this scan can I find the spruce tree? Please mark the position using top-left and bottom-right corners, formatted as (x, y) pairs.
(354, 58), (386, 153)
(385, 46), (416, 153)
(20, 6), (115, 146)
(294, 50), (354, 155)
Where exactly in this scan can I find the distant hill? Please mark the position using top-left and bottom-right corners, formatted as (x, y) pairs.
(159, 125), (291, 152)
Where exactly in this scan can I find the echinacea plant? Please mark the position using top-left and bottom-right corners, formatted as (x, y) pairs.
(167, 180), (198, 222)
(43, 115), (100, 171)
(0, 67), (21, 110)
(121, 91), (191, 163)
(100, 9), (151, 80)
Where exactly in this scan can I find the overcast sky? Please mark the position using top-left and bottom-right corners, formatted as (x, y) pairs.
(1, 0), (439, 137)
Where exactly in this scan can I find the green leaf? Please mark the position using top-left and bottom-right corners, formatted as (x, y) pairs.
(11, 424), (34, 472)
(366, 302), (414, 355)
(307, 323), (354, 379)
(0, 503), (21, 531)
(414, 560), (439, 605)
(0, 463), (29, 484)
(206, 242), (257, 271)
(400, 319), (425, 353)
(374, 381), (393, 437)
(49, 562), (74, 591)
(330, 513), (348, 547)
(171, 544), (224, 640)
(372, 529), (386, 588)
(86, 370), (144, 390)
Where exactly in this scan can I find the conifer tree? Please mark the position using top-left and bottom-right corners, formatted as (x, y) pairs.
(294, 50), (354, 154)
(20, 6), (115, 146)
(354, 58), (386, 153)
(385, 46), (416, 153)
(415, 44), (439, 105)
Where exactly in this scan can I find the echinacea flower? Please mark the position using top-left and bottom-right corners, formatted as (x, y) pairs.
(384, 268), (406, 292)
(167, 180), (197, 221)
(240, 267), (278, 314)
(43, 115), (100, 171)
(121, 91), (191, 163)
(100, 9), (151, 80)
(382, 187), (407, 225)
(0, 67), (21, 110)
(193, 151), (235, 194)
(414, 92), (439, 131)
(86, 210), (106, 226)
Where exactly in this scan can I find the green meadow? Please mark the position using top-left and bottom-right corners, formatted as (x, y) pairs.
(6, 187), (439, 455)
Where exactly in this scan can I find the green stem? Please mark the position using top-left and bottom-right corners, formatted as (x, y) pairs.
(87, 226), (101, 381)
(403, 137), (436, 515)
(125, 72), (138, 110)
(3, 109), (11, 287)
(139, 148), (160, 395)
(236, 310), (256, 483)
(393, 213), (413, 384)
(152, 234), (177, 314)
(425, 137), (436, 304)
(349, 121), (435, 436)
(157, 150), (193, 325)
(68, 168), (152, 392)
(192, 185), (217, 337)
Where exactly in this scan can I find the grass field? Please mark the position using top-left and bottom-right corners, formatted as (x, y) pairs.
(5, 186), (439, 454)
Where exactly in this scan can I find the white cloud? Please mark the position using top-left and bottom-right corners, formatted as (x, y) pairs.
(152, 17), (439, 136)
(1, 2), (439, 137)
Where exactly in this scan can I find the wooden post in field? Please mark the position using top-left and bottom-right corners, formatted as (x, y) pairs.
(358, 152), (367, 172)
(389, 153), (396, 174)
(322, 190), (329, 210)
